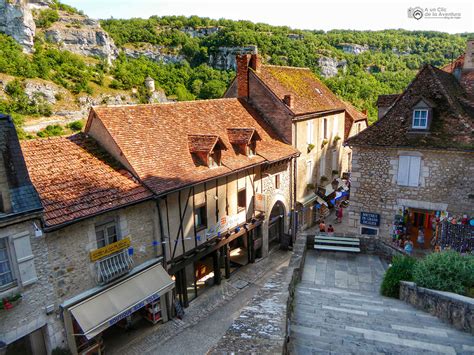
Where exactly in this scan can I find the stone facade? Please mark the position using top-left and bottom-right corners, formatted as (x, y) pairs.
(348, 146), (474, 238)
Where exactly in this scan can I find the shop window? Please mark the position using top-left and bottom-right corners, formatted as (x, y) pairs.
(194, 204), (207, 231)
(307, 120), (314, 144)
(275, 174), (281, 189)
(412, 109), (428, 129)
(96, 221), (118, 249)
(237, 188), (246, 212)
(0, 238), (14, 289)
(397, 155), (421, 187)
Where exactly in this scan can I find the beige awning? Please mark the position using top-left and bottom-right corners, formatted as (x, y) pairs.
(69, 263), (174, 339)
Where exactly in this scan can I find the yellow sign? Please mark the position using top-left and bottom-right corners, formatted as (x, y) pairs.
(90, 237), (131, 262)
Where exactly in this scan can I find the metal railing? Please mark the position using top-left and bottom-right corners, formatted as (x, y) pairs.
(96, 249), (133, 285)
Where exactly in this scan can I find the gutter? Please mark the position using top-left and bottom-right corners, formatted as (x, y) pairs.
(343, 143), (474, 154)
(292, 108), (346, 121)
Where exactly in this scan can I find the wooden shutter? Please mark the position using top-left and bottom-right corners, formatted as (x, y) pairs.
(408, 156), (421, 187)
(306, 160), (312, 184)
(12, 232), (38, 286)
(397, 156), (410, 186)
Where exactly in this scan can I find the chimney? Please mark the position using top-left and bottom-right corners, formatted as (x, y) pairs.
(362, 109), (368, 115)
(463, 39), (474, 72)
(236, 54), (251, 98)
(250, 54), (261, 72)
(283, 94), (294, 108)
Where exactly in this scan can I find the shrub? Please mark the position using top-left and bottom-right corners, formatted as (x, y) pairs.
(380, 256), (416, 298)
(67, 120), (84, 132)
(37, 124), (64, 138)
(413, 251), (474, 296)
(35, 9), (59, 28)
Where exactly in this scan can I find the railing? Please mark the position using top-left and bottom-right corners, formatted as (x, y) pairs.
(95, 249), (133, 285)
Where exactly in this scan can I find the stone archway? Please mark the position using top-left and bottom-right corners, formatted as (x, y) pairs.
(267, 200), (287, 250)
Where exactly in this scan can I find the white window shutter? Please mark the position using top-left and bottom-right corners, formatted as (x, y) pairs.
(306, 161), (312, 184)
(408, 156), (421, 187)
(333, 116), (339, 135)
(397, 156), (410, 186)
(13, 232), (38, 286)
(307, 121), (313, 144)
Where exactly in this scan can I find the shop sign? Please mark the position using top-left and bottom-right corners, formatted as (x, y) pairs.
(205, 213), (247, 239)
(255, 193), (266, 212)
(108, 292), (160, 326)
(90, 237), (131, 262)
(360, 212), (380, 227)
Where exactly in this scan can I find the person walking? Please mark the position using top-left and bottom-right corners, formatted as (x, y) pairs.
(327, 224), (334, 236)
(319, 220), (326, 233)
(417, 227), (425, 248)
(336, 205), (343, 223)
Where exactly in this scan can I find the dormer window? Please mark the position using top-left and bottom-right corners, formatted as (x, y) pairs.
(412, 109), (428, 129)
(227, 128), (261, 157)
(188, 134), (226, 168)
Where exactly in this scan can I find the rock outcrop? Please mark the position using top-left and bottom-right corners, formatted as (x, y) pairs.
(0, 0), (36, 52)
(43, 12), (118, 64)
(123, 44), (184, 64)
(209, 46), (258, 70)
(318, 57), (347, 78)
(182, 26), (220, 38)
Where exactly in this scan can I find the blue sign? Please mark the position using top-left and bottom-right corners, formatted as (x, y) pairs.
(360, 212), (380, 227)
(108, 293), (160, 326)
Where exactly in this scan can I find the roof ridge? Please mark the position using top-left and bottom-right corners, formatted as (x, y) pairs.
(92, 97), (239, 109)
(262, 64), (311, 71)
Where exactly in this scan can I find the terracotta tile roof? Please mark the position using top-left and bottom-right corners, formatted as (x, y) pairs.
(254, 65), (345, 115)
(440, 54), (464, 73)
(342, 100), (368, 140)
(376, 94), (400, 108)
(21, 134), (153, 229)
(88, 98), (298, 196)
(188, 134), (225, 153)
(346, 65), (474, 151)
(226, 128), (260, 145)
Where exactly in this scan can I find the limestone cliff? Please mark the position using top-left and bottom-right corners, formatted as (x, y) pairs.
(209, 46), (258, 70)
(0, 0), (36, 52)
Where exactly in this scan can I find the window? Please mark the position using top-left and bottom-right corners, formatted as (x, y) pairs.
(320, 154), (326, 178)
(307, 121), (314, 144)
(306, 160), (313, 184)
(247, 142), (256, 157)
(96, 221), (118, 249)
(275, 174), (280, 189)
(412, 109), (428, 129)
(194, 204), (207, 231)
(323, 118), (328, 139)
(397, 155), (421, 187)
(0, 238), (14, 288)
(208, 151), (220, 168)
(237, 189), (246, 212)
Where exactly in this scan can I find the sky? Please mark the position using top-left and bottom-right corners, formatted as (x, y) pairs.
(62, 0), (474, 33)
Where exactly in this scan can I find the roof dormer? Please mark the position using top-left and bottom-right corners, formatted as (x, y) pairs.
(188, 134), (227, 168)
(227, 128), (261, 157)
(411, 98), (435, 131)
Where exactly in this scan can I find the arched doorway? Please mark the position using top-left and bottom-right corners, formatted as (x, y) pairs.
(268, 201), (286, 250)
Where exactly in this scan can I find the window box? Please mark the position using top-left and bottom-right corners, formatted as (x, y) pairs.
(333, 135), (341, 145)
(321, 139), (328, 148)
(0, 293), (22, 311)
(307, 143), (315, 153)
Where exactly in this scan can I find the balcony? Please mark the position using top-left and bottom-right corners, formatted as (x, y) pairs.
(96, 249), (133, 285)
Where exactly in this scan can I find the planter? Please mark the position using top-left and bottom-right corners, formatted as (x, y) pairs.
(307, 143), (315, 153)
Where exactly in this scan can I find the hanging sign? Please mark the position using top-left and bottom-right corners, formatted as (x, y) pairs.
(90, 237), (131, 262)
(360, 212), (380, 227)
(255, 193), (266, 212)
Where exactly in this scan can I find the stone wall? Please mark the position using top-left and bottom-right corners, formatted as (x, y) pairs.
(400, 281), (474, 335)
(348, 146), (474, 238)
(0, 219), (62, 352)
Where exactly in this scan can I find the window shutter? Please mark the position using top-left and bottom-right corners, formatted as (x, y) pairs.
(397, 156), (410, 186)
(333, 116), (339, 135)
(307, 121), (313, 144)
(12, 232), (37, 286)
(408, 156), (421, 187)
(306, 161), (312, 184)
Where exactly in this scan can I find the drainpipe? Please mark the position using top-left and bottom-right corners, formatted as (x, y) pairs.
(292, 121), (298, 241)
(156, 198), (168, 263)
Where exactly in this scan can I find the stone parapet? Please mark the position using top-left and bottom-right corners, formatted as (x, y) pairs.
(400, 281), (474, 335)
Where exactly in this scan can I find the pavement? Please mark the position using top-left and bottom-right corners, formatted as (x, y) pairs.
(289, 250), (474, 354)
(107, 248), (291, 355)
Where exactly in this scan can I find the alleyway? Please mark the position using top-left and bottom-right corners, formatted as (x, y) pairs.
(107, 249), (291, 355)
(289, 251), (474, 354)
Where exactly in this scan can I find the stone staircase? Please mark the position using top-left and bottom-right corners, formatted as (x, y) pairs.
(314, 234), (361, 253)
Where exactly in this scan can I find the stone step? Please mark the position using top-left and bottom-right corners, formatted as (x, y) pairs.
(314, 245), (361, 252)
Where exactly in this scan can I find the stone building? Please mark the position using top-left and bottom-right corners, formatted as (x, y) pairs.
(85, 99), (298, 307)
(0, 114), (50, 354)
(225, 54), (366, 229)
(346, 45), (474, 246)
(20, 134), (174, 354)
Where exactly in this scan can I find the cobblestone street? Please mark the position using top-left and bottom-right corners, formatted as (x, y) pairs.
(107, 249), (291, 354)
(290, 251), (474, 354)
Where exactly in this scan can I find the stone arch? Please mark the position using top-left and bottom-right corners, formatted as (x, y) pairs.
(263, 195), (289, 253)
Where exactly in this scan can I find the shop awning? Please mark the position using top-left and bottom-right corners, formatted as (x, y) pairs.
(69, 263), (174, 340)
(298, 193), (318, 206)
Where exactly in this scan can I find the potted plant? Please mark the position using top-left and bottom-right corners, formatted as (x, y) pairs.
(307, 143), (315, 153)
(321, 139), (328, 148)
(333, 135), (341, 145)
(306, 183), (315, 191)
(320, 176), (328, 184)
(331, 169), (339, 176)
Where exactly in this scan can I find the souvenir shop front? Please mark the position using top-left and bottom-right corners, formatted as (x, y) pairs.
(61, 261), (174, 355)
(171, 217), (263, 308)
(392, 207), (448, 250)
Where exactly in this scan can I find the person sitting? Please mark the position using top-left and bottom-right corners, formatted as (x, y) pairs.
(327, 225), (334, 236)
(319, 220), (326, 233)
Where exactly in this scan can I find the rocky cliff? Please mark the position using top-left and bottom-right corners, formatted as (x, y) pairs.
(0, 0), (36, 52)
(209, 46), (258, 70)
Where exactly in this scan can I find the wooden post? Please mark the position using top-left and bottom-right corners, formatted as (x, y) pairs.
(213, 250), (221, 285)
(224, 244), (231, 279)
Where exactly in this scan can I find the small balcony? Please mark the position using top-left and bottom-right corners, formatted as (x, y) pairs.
(95, 249), (133, 285)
